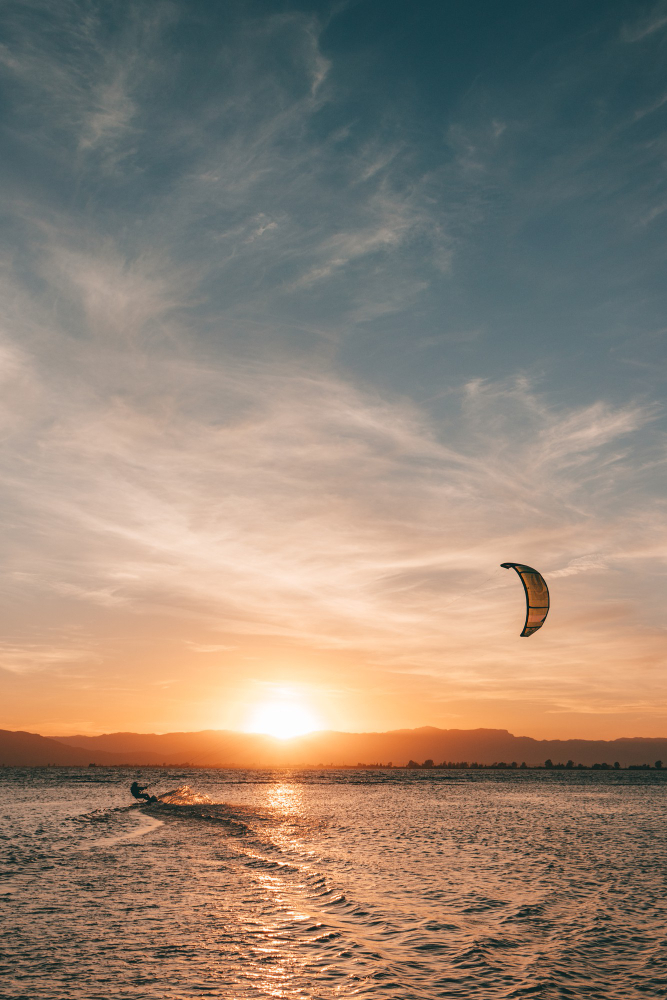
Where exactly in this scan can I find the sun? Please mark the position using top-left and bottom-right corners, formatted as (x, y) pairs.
(246, 700), (320, 740)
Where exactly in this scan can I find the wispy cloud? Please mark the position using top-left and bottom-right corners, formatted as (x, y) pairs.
(622, 5), (667, 43)
(0, 642), (97, 676)
(549, 554), (609, 579)
(1, 306), (661, 667)
(185, 642), (238, 653)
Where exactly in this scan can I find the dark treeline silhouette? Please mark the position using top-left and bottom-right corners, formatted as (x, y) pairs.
(391, 758), (667, 771)
(404, 759), (525, 769)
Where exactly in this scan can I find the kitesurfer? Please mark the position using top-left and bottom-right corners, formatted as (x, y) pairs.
(130, 781), (157, 804)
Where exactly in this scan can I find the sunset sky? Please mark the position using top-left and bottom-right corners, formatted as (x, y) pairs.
(1, 0), (666, 740)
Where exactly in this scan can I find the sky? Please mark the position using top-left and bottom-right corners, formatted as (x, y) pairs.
(1, 0), (666, 740)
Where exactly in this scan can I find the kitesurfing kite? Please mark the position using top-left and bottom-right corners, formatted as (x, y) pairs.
(501, 563), (550, 637)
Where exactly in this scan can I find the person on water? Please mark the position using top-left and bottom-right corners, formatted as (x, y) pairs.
(130, 781), (157, 804)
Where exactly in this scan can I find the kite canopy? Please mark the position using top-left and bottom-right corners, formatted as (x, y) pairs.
(501, 563), (550, 637)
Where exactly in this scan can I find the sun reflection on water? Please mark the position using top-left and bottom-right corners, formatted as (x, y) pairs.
(266, 780), (304, 817)
(233, 781), (320, 998)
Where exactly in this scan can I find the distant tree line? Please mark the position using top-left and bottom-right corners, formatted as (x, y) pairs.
(392, 759), (666, 770)
(543, 758), (663, 770)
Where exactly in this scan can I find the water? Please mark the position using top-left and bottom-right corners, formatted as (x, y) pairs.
(2, 768), (666, 998)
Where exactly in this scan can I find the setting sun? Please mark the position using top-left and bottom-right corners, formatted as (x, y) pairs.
(246, 700), (321, 740)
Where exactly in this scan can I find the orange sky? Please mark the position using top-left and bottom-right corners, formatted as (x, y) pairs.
(3, 552), (666, 740)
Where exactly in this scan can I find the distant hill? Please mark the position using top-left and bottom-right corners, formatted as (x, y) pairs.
(46, 726), (667, 768)
(55, 729), (286, 766)
(0, 730), (126, 766)
(3, 726), (667, 768)
(0, 729), (199, 766)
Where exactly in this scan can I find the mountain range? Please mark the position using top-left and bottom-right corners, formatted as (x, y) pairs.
(2, 726), (667, 768)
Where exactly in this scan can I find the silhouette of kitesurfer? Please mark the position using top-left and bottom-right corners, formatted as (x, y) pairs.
(130, 781), (157, 804)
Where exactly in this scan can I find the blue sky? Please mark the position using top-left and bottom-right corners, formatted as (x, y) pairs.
(1, 0), (666, 737)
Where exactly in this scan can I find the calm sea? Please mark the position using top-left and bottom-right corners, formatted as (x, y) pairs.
(1, 767), (666, 998)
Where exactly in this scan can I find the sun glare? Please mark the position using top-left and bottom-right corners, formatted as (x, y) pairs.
(246, 700), (320, 740)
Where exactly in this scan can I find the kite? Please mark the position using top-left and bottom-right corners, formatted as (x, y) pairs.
(501, 563), (550, 637)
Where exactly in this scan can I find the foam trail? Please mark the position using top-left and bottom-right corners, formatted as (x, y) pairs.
(94, 813), (164, 848)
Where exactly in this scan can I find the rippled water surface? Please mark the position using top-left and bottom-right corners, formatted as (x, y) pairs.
(2, 768), (667, 998)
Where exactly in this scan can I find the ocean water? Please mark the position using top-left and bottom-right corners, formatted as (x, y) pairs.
(1, 768), (666, 999)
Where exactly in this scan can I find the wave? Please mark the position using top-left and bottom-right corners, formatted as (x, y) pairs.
(155, 784), (213, 805)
